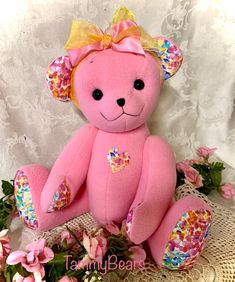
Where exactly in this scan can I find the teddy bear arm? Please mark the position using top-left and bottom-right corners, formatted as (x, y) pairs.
(40, 124), (97, 213)
(126, 135), (176, 244)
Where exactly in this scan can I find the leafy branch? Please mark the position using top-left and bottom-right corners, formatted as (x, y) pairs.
(0, 180), (16, 230)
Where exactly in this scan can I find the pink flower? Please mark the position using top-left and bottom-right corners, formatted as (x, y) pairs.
(83, 232), (107, 263)
(176, 162), (203, 188)
(7, 239), (54, 273)
(176, 157), (205, 172)
(61, 230), (75, 248)
(12, 268), (45, 282)
(219, 183), (235, 199)
(184, 166), (203, 188)
(0, 229), (11, 270)
(58, 276), (78, 282)
(105, 222), (120, 235)
(176, 161), (189, 172)
(128, 246), (146, 267)
(197, 146), (217, 159)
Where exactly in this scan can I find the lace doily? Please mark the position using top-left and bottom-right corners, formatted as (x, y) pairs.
(37, 184), (235, 282)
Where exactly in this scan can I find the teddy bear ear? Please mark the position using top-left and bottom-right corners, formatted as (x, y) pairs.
(46, 56), (73, 102)
(153, 36), (183, 80)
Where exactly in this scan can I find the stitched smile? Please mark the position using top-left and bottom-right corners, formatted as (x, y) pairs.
(100, 106), (144, 121)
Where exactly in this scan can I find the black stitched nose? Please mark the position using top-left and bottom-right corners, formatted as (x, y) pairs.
(116, 98), (125, 107)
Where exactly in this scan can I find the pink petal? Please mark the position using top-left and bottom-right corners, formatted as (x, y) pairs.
(222, 193), (231, 199)
(96, 236), (107, 256)
(197, 146), (217, 158)
(27, 239), (46, 252)
(26, 251), (38, 264)
(61, 231), (71, 241)
(39, 247), (54, 263)
(105, 223), (120, 235)
(39, 266), (45, 278)
(220, 183), (235, 199)
(33, 268), (45, 281)
(58, 276), (78, 282)
(176, 161), (188, 172)
(96, 245), (106, 263)
(23, 276), (35, 282)
(22, 261), (41, 273)
(6, 251), (26, 265)
(82, 232), (91, 254)
(129, 246), (146, 262)
(89, 238), (98, 259)
(12, 272), (25, 282)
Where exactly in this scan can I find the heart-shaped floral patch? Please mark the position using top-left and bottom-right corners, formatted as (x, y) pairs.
(107, 148), (130, 173)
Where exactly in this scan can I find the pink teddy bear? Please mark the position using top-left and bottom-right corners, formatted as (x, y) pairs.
(14, 7), (212, 270)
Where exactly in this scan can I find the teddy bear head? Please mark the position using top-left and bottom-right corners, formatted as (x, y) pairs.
(46, 7), (182, 133)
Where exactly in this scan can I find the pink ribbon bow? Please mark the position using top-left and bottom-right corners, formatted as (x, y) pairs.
(65, 19), (145, 67)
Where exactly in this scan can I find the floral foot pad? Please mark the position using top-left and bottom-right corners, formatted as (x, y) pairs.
(162, 209), (212, 270)
(14, 170), (38, 229)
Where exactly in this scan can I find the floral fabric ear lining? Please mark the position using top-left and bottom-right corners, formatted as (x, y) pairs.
(46, 56), (72, 102)
(154, 37), (183, 80)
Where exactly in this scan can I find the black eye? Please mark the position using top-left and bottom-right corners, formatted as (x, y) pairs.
(92, 89), (103, 100)
(134, 79), (145, 90)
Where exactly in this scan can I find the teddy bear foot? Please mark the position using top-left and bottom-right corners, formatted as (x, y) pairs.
(14, 165), (49, 229)
(14, 165), (89, 231)
(148, 196), (212, 270)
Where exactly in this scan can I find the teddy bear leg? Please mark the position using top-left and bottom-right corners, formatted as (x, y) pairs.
(14, 165), (89, 231)
(147, 195), (212, 270)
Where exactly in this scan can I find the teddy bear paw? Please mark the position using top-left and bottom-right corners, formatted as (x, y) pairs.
(47, 180), (72, 212)
(126, 202), (156, 244)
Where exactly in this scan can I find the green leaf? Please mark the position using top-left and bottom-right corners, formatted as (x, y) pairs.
(198, 186), (213, 195)
(0, 179), (16, 229)
(66, 269), (86, 278)
(209, 162), (225, 171)
(0, 196), (15, 230)
(45, 264), (59, 282)
(210, 170), (222, 187)
(5, 265), (17, 282)
(52, 243), (63, 253)
(2, 180), (14, 196)
(176, 170), (186, 187)
(47, 252), (68, 265)
(15, 264), (30, 277)
(209, 162), (225, 188)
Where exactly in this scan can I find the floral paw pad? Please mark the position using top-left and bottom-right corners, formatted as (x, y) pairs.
(47, 180), (71, 212)
(162, 209), (212, 270)
(14, 170), (38, 229)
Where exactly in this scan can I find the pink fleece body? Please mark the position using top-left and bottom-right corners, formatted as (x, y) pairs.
(15, 49), (212, 269)
(88, 124), (149, 224)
